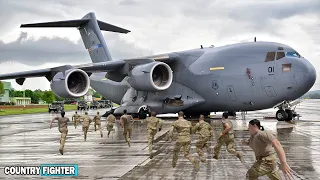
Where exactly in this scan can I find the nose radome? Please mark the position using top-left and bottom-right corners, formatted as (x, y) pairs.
(302, 59), (317, 90)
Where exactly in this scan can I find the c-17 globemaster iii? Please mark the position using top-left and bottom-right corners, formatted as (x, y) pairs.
(0, 12), (316, 121)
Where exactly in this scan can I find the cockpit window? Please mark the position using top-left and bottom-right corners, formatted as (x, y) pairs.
(265, 52), (275, 62)
(276, 52), (285, 60)
(285, 51), (301, 58)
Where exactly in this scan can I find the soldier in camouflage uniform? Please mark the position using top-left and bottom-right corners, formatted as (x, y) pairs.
(167, 111), (200, 170)
(80, 112), (92, 141)
(106, 112), (116, 138)
(242, 119), (294, 180)
(120, 110), (133, 147)
(50, 111), (70, 155)
(72, 111), (80, 129)
(213, 112), (244, 162)
(142, 111), (163, 159)
(93, 111), (103, 138)
(192, 114), (212, 162)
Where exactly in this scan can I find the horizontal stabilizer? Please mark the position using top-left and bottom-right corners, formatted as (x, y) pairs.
(21, 19), (130, 34)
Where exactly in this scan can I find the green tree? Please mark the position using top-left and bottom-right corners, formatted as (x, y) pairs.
(0, 81), (4, 95)
(93, 91), (101, 98)
(33, 91), (43, 104)
(42, 90), (55, 104)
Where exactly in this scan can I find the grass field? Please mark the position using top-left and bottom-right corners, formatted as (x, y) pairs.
(0, 105), (77, 116)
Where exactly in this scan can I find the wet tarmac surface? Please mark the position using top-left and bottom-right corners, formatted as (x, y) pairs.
(1, 99), (320, 179)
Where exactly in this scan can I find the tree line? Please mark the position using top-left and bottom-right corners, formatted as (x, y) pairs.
(0, 81), (103, 104)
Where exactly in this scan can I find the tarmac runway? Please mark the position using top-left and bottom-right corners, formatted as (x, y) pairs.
(1, 99), (320, 179)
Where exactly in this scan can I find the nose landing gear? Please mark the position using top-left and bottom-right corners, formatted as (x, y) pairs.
(274, 100), (300, 121)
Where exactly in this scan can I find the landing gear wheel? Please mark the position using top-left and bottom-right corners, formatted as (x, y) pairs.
(285, 109), (293, 121)
(276, 110), (288, 121)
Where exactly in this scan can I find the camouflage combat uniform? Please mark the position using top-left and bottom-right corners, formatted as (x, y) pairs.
(106, 114), (116, 138)
(51, 116), (70, 155)
(93, 112), (103, 137)
(168, 116), (200, 170)
(193, 120), (212, 162)
(80, 114), (92, 141)
(213, 118), (244, 161)
(120, 114), (133, 147)
(72, 112), (80, 129)
(143, 116), (163, 158)
(245, 130), (281, 180)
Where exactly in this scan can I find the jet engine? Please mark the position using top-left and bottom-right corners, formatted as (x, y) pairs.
(50, 69), (90, 98)
(128, 62), (173, 91)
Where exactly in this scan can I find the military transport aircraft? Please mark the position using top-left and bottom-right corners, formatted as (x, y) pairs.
(0, 12), (316, 121)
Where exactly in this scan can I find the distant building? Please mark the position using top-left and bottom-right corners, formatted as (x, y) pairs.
(11, 97), (31, 105)
(0, 81), (12, 102)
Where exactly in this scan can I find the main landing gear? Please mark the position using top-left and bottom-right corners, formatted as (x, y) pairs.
(274, 100), (300, 121)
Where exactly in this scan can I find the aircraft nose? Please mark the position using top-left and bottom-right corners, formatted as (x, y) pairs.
(296, 59), (317, 92)
(305, 59), (317, 88)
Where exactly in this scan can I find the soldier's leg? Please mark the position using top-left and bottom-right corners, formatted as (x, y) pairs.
(83, 127), (88, 141)
(246, 155), (281, 180)
(94, 123), (97, 131)
(213, 138), (224, 159)
(205, 141), (210, 154)
(59, 130), (68, 155)
(98, 124), (103, 137)
(172, 142), (182, 168)
(196, 139), (206, 162)
(183, 141), (200, 170)
(225, 137), (244, 162)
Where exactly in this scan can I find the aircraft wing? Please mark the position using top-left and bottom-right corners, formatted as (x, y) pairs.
(0, 56), (172, 84)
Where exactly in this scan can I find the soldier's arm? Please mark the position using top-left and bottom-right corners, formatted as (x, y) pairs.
(192, 123), (200, 134)
(158, 118), (163, 130)
(49, 117), (59, 129)
(221, 122), (231, 135)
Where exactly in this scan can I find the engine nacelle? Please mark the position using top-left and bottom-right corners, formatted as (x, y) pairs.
(128, 62), (173, 91)
(50, 69), (90, 98)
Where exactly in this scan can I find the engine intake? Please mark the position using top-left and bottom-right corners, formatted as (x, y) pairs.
(50, 69), (90, 98)
(128, 62), (173, 91)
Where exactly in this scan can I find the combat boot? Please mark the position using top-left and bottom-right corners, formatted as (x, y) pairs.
(236, 152), (245, 163)
(193, 159), (200, 170)
(213, 154), (218, 160)
(59, 148), (63, 155)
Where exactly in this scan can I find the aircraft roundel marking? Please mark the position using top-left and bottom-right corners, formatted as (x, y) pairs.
(212, 80), (219, 90)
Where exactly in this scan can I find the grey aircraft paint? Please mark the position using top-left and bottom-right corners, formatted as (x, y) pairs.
(0, 12), (316, 121)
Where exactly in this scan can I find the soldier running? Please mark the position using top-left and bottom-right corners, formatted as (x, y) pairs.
(142, 111), (163, 159)
(167, 111), (200, 170)
(72, 111), (80, 129)
(49, 111), (70, 155)
(120, 110), (133, 147)
(93, 111), (103, 138)
(80, 112), (92, 141)
(242, 119), (294, 180)
(106, 112), (116, 138)
(213, 112), (244, 162)
(192, 114), (213, 162)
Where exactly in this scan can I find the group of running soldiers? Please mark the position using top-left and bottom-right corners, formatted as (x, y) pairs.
(49, 110), (294, 180)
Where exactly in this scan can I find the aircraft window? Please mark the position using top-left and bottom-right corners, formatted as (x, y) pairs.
(276, 52), (285, 60)
(265, 52), (275, 62)
(285, 51), (301, 58)
(282, 63), (291, 72)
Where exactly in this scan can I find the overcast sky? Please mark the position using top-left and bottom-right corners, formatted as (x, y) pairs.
(0, 0), (319, 91)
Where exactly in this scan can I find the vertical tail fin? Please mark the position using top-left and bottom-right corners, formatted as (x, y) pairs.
(20, 12), (130, 63)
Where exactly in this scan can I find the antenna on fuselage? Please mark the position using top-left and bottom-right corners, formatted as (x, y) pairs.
(254, 37), (256, 42)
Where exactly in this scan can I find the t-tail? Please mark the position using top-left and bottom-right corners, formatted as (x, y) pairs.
(20, 12), (130, 63)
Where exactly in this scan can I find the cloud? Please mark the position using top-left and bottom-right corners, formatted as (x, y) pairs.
(0, 0), (319, 90)
(0, 32), (153, 66)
